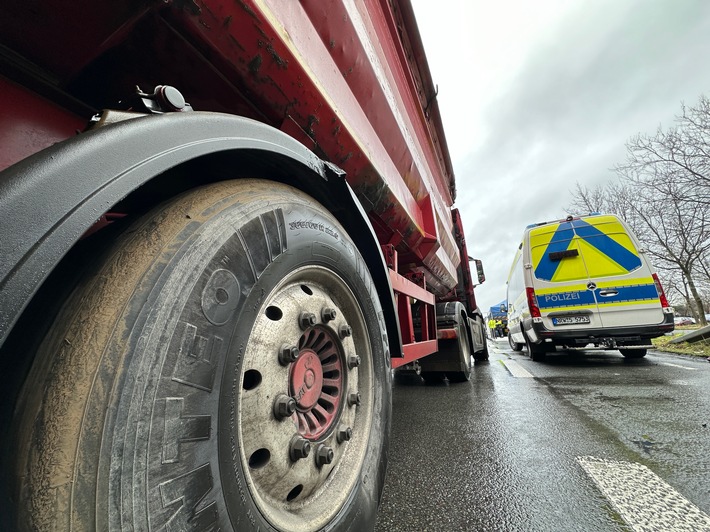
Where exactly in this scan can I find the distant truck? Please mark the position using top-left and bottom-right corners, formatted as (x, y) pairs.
(506, 214), (674, 360)
(489, 301), (507, 319)
(0, 1), (487, 529)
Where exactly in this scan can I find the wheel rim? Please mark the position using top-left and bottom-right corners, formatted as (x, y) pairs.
(237, 266), (373, 531)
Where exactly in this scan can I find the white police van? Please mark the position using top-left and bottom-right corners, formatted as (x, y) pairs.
(506, 214), (674, 360)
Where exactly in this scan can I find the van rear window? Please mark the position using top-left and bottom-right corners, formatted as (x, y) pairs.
(575, 230), (642, 278)
(530, 224), (585, 282)
(530, 218), (642, 282)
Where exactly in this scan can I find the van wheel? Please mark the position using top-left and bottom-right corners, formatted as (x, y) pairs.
(508, 333), (524, 352)
(525, 337), (547, 361)
(12, 179), (391, 531)
(620, 348), (647, 358)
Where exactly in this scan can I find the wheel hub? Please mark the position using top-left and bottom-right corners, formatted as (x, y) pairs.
(290, 349), (323, 410)
(291, 326), (344, 439)
(237, 267), (373, 532)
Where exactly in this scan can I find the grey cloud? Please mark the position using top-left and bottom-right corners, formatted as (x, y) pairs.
(452, 0), (710, 309)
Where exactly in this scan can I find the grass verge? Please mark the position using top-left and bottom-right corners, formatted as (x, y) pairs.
(652, 330), (710, 358)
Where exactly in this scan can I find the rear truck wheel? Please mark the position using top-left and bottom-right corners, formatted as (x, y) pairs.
(508, 333), (524, 352)
(525, 335), (547, 361)
(472, 316), (490, 362)
(473, 336), (490, 362)
(420, 302), (473, 383)
(620, 348), (647, 358)
(446, 315), (473, 383)
(12, 179), (391, 531)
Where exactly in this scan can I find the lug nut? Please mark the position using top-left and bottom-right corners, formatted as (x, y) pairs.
(299, 312), (317, 330)
(347, 355), (361, 369)
(337, 425), (353, 443)
(273, 394), (297, 420)
(322, 307), (337, 322)
(315, 444), (334, 467)
(347, 392), (361, 407)
(339, 324), (352, 338)
(290, 436), (311, 461)
(279, 345), (299, 366)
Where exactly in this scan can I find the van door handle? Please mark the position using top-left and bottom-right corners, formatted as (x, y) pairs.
(598, 290), (618, 297)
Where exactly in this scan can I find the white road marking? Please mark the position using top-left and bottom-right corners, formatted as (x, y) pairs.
(500, 360), (534, 378)
(659, 362), (698, 371)
(577, 456), (710, 531)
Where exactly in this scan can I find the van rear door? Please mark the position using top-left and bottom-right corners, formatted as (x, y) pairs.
(529, 221), (602, 330)
(571, 216), (664, 328)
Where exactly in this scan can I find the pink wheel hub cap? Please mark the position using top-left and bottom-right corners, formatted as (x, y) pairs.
(290, 350), (323, 410)
(290, 326), (344, 439)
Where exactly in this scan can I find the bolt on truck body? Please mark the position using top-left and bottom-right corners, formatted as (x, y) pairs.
(0, 0), (488, 529)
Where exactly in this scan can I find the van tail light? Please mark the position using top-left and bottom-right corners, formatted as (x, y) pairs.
(526, 287), (541, 318)
(652, 273), (670, 310)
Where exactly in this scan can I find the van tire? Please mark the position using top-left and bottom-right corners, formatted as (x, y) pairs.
(525, 336), (547, 361)
(620, 348), (647, 358)
(508, 333), (524, 352)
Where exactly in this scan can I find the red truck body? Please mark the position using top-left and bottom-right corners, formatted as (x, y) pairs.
(0, 1), (486, 529)
(2, 0), (458, 285)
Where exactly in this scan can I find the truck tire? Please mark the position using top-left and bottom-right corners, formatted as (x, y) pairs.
(472, 317), (490, 362)
(446, 321), (473, 383)
(12, 179), (391, 532)
(435, 302), (473, 383)
(473, 335), (490, 362)
(418, 303), (473, 383)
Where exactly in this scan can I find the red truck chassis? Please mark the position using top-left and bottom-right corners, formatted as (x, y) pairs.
(0, 1), (487, 529)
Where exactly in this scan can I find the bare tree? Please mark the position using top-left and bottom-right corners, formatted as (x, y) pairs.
(569, 94), (710, 325)
(566, 182), (609, 214)
(616, 95), (710, 206)
(618, 179), (710, 325)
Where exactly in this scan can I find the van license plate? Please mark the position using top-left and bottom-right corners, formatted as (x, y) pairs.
(552, 316), (590, 325)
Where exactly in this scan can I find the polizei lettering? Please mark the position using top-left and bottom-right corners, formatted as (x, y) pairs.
(543, 292), (581, 303)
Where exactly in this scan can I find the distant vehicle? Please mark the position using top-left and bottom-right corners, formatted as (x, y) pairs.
(674, 316), (696, 326)
(506, 214), (674, 360)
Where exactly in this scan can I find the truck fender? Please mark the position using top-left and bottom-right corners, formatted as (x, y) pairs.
(0, 111), (402, 359)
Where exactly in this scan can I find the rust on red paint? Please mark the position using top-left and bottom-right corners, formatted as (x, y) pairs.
(0, 0), (465, 296)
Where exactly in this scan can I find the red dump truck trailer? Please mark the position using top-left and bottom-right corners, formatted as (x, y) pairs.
(0, 1), (488, 529)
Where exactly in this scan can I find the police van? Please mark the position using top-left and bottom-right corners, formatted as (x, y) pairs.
(506, 214), (674, 360)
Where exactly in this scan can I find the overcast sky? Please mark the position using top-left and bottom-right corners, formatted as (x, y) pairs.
(411, 0), (710, 312)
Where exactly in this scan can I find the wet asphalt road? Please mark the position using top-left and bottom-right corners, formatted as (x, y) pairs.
(374, 338), (710, 531)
